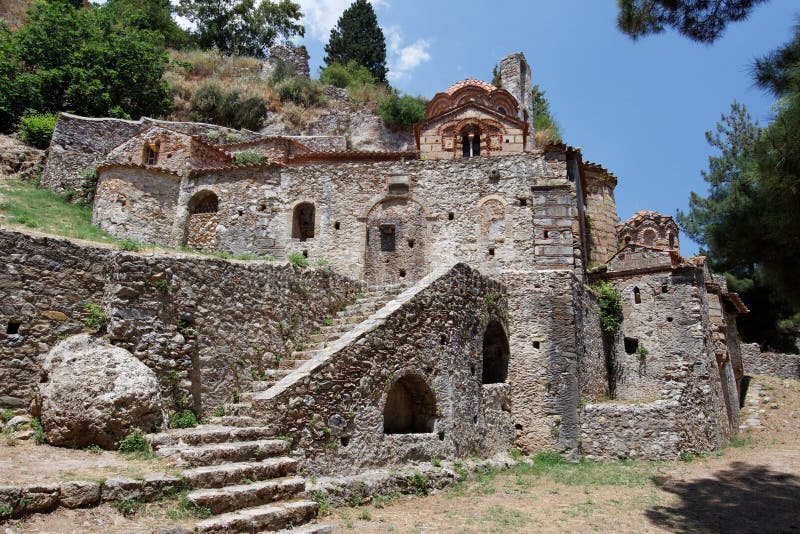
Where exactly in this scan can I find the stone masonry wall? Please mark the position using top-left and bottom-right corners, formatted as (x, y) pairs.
(579, 267), (735, 460)
(42, 114), (263, 199)
(253, 264), (515, 475)
(742, 343), (800, 379)
(583, 172), (619, 268)
(0, 230), (361, 413)
(95, 152), (577, 288)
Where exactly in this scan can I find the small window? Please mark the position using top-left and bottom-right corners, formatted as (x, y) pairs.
(624, 337), (639, 355)
(448, 212), (454, 221)
(482, 321), (510, 384)
(144, 144), (159, 166)
(388, 183), (409, 195)
(488, 247), (495, 257)
(519, 198), (527, 206)
(380, 224), (396, 252)
(498, 106), (507, 115)
(533, 341), (540, 349)
(633, 287), (641, 304)
(6, 321), (21, 335)
(334, 221), (340, 230)
(407, 239), (415, 249)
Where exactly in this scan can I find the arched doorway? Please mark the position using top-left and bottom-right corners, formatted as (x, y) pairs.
(383, 374), (436, 434)
(186, 190), (219, 251)
(482, 320), (509, 384)
(364, 198), (428, 286)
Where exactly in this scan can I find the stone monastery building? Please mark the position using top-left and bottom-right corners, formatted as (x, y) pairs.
(4, 53), (750, 487)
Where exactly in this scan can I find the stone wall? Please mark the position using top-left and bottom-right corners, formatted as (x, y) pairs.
(742, 343), (800, 379)
(253, 264), (515, 474)
(583, 169), (619, 267)
(263, 44), (310, 79)
(94, 152), (577, 288)
(499, 53), (534, 135)
(42, 114), (262, 199)
(579, 267), (737, 460)
(0, 230), (361, 413)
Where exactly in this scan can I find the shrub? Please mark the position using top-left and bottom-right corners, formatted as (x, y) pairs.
(319, 61), (376, 89)
(118, 429), (150, 453)
(118, 239), (143, 252)
(275, 76), (325, 108)
(287, 252), (308, 268)
(411, 471), (429, 496)
(113, 497), (141, 516)
(82, 302), (108, 330)
(377, 91), (427, 128)
(233, 150), (263, 165)
(189, 82), (266, 130)
(0, 408), (15, 424)
(169, 409), (198, 429)
(593, 282), (623, 335)
(29, 417), (45, 444)
(18, 112), (57, 149)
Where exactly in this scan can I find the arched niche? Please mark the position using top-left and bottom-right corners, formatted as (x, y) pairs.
(383, 374), (437, 434)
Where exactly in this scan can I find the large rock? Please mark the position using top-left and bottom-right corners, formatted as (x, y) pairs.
(39, 334), (164, 449)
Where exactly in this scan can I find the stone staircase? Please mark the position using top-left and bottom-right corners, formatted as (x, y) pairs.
(221, 285), (405, 418)
(145, 286), (405, 532)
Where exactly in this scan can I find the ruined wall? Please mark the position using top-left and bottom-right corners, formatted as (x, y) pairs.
(494, 270), (585, 458)
(42, 114), (262, 198)
(742, 343), (800, 379)
(575, 282), (608, 401)
(583, 170), (619, 267)
(579, 267), (735, 459)
(100, 153), (576, 287)
(253, 264), (515, 475)
(499, 52), (533, 135)
(93, 168), (181, 247)
(0, 230), (361, 413)
(263, 44), (310, 79)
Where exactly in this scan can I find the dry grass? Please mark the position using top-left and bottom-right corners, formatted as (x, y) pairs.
(165, 50), (282, 122)
(0, 0), (35, 30)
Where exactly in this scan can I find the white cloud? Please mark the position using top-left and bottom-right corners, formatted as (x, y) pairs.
(384, 25), (431, 82)
(296, 0), (389, 41)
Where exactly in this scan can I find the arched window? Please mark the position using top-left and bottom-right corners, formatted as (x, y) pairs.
(634, 286), (641, 304)
(189, 191), (219, 214)
(462, 134), (471, 158)
(642, 229), (657, 246)
(460, 126), (482, 158)
(292, 202), (315, 241)
(472, 133), (481, 156)
(383, 375), (436, 434)
(498, 106), (507, 115)
(482, 320), (510, 384)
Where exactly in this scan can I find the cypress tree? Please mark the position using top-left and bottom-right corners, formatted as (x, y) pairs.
(324, 0), (387, 84)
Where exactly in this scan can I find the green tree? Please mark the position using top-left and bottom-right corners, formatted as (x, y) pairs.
(324, 0), (387, 84)
(177, 0), (303, 58)
(104, 0), (191, 49)
(617, 0), (768, 43)
(0, 0), (170, 132)
(677, 102), (799, 351)
(531, 84), (562, 143)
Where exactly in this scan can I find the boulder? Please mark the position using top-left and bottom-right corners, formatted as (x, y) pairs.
(39, 334), (164, 449)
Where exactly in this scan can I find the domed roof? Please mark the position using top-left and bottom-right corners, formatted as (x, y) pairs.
(445, 79), (497, 95)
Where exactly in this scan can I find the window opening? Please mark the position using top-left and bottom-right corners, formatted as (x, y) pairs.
(380, 224), (396, 252)
(624, 337), (639, 355)
(144, 144), (159, 165)
(189, 191), (219, 214)
(6, 322), (20, 335)
(633, 287), (641, 304)
(292, 202), (315, 241)
(482, 321), (510, 384)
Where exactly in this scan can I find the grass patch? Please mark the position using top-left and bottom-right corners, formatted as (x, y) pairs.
(0, 180), (118, 243)
(512, 452), (656, 487)
(29, 417), (45, 444)
(169, 410), (198, 429)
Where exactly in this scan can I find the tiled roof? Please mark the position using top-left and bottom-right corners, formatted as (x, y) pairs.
(445, 79), (497, 95)
(620, 210), (675, 227)
(187, 161), (285, 176)
(583, 160), (618, 181)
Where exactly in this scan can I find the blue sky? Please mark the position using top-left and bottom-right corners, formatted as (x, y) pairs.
(295, 0), (799, 255)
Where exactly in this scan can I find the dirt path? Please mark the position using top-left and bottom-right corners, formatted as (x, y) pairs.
(2, 375), (798, 533)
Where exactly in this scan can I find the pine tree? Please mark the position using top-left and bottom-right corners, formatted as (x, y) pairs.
(324, 0), (387, 84)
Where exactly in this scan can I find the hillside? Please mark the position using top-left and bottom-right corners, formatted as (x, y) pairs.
(163, 49), (415, 152)
(0, 0), (34, 30)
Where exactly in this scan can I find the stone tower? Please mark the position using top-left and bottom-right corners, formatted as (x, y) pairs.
(499, 53), (534, 136)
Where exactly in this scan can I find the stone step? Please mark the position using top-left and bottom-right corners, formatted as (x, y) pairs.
(208, 415), (262, 427)
(252, 376), (290, 392)
(276, 523), (332, 534)
(195, 499), (318, 533)
(182, 457), (298, 489)
(277, 358), (310, 370)
(187, 476), (306, 515)
(147, 425), (275, 449)
(289, 350), (319, 360)
(224, 402), (253, 416)
(158, 439), (289, 467)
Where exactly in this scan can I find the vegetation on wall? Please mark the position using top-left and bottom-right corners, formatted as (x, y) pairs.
(324, 0), (387, 83)
(531, 84), (562, 145)
(189, 81), (267, 131)
(18, 112), (56, 149)
(377, 90), (427, 128)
